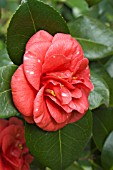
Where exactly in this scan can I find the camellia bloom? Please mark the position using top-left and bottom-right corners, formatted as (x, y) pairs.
(11, 30), (93, 131)
(0, 117), (33, 170)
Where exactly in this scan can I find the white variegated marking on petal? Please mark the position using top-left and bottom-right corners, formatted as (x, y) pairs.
(38, 59), (41, 63)
(29, 71), (34, 75)
(61, 93), (67, 97)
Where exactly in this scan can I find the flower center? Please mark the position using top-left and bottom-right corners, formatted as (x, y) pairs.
(18, 143), (23, 150)
(45, 89), (56, 97)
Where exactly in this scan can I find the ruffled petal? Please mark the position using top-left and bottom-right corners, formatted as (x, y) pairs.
(2, 134), (15, 154)
(60, 86), (72, 104)
(71, 88), (82, 98)
(34, 87), (52, 128)
(26, 30), (53, 50)
(48, 95), (72, 113)
(52, 33), (73, 42)
(42, 54), (71, 73)
(46, 98), (68, 123)
(11, 65), (36, 117)
(45, 39), (77, 59)
(9, 117), (23, 126)
(68, 111), (83, 124)
(73, 90), (89, 114)
(0, 119), (8, 133)
(24, 42), (51, 90)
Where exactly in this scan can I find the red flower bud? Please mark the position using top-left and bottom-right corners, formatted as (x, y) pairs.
(0, 117), (33, 170)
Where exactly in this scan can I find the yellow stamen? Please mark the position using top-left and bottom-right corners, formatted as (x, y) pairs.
(45, 89), (56, 97)
(18, 144), (23, 150)
(72, 77), (77, 80)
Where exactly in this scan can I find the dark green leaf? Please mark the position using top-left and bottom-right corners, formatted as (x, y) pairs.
(85, 0), (102, 6)
(93, 107), (113, 151)
(68, 16), (113, 60)
(76, 38), (112, 60)
(25, 110), (92, 170)
(89, 71), (109, 110)
(65, 0), (88, 17)
(7, 0), (69, 65)
(0, 0), (6, 8)
(0, 65), (20, 118)
(105, 56), (113, 78)
(0, 49), (13, 67)
(101, 131), (113, 170)
(65, 162), (84, 170)
(90, 62), (113, 107)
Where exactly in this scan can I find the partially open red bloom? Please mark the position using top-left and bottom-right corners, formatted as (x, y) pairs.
(11, 30), (93, 131)
(0, 117), (33, 170)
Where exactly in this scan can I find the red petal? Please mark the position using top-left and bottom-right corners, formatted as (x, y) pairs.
(34, 87), (71, 131)
(71, 88), (82, 98)
(52, 33), (73, 42)
(42, 75), (75, 90)
(68, 111), (83, 124)
(26, 30), (53, 50)
(60, 86), (72, 104)
(73, 90), (89, 114)
(73, 58), (88, 75)
(48, 94), (72, 113)
(46, 98), (68, 123)
(9, 117), (23, 126)
(2, 134), (15, 154)
(34, 87), (52, 127)
(24, 42), (51, 90)
(24, 116), (34, 124)
(0, 125), (17, 147)
(42, 54), (71, 73)
(0, 157), (4, 170)
(45, 39), (77, 59)
(0, 119), (8, 133)
(11, 65), (36, 117)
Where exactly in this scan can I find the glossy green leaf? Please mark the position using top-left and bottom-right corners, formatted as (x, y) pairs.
(65, 162), (84, 170)
(93, 107), (113, 151)
(25, 110), (92, 170)
(90, 62), (113, 107)
(7, 0), (69, 65)
(0, 0), (6, 8)
(76, 38), (112, 60)
(101, 131), (113, 170)
(105, 56), (113, 78)
(68, 16), (113, 60)
(0, 49), (13, 67)
(89, 71), (109, 110)
(0, 65), (20, 118)
(85, 0), (102, 6)
(65, 0), (88, 17)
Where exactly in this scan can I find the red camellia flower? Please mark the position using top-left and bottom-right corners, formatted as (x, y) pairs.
(0, 117), (33, 170)
(11, 30), (93, 131)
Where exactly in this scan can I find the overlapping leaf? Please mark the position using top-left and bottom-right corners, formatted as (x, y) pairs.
(85, 0), (102, 6)
(0, 65), (19, 118)
(90, 62), (113, 107)
(68, 16), (113, 60)
(7, 0), (69, 65)
(0, 49), (13, 67)
(93, 107), (113, 151)
(25, 110), (92, 170)
(101, 131), (113, 170)
(105, 56), (113, 78)
(89, 71), (109, 110)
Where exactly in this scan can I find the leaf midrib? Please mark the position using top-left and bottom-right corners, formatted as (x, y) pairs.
(58, 130), (62, 170)
(27, 2), (36, 33)
(0, 89), (11, 95)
